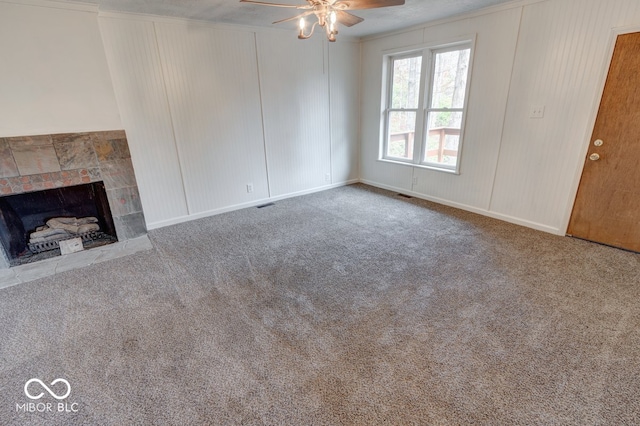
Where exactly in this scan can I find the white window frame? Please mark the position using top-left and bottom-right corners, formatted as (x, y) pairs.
(380, 36), (476, 174)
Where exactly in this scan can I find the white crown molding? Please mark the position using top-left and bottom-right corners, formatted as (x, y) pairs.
(362, 0), (546, 42)
(0, 0), (98, 13)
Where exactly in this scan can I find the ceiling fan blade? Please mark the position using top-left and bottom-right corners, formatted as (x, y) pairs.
(337, 0), (405, 10)
(273, 11), (314, 25)
(336, 11), (364, 27)
(239, 0), (310, 9)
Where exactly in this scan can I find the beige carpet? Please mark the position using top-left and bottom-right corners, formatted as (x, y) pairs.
(1, 184), (639, 425)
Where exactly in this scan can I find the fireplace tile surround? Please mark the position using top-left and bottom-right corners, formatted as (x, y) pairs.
(0, 130), (147, 271)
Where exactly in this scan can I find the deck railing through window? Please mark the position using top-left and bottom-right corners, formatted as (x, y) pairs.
(389, 127), (459, 162)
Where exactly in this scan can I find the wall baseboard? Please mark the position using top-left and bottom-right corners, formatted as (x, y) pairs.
(146, 180), (359, 230)
(148, 177), (563, 236)
(359, 179), (563, 236)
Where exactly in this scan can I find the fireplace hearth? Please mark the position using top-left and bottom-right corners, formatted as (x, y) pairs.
(0, 130), (147, 270)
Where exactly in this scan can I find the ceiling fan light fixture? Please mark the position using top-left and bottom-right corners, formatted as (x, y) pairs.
(241, 0), (405, 42)
(326, 14), (337, 41)
(298, 17), (317, 39)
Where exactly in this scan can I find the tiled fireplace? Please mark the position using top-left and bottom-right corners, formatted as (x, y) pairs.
(0, 131), (146, 269)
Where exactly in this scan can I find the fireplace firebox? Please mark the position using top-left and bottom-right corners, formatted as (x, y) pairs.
(0, 130), (146, 272)
(0, 182), (117, 266)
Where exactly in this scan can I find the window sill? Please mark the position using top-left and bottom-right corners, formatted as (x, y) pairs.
(377, 158), (460, 175)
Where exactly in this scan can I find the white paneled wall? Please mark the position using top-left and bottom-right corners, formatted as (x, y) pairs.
(360, 11), (522, 222)
(155, 23), (269, 214)
(413, 8), (521, 210)
(10, 0), (640, 236)
(361, 0), (640, 234)
(0, 2), (121, 137)
(257, 33), (332, 197)
(99, 14), (359, 228)
(99, 17), (189, 225)
(329, 41), (361, 183)
(491, 0), (640, 231)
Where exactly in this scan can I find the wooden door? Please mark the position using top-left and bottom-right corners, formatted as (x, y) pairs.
(567, 32), (640, 252)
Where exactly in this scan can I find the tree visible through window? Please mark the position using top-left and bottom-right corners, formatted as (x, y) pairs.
(383, 42), (472, 172)
(387, 55), (421, 160)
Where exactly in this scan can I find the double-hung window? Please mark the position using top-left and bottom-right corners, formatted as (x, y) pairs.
(382, 40), (473, 173)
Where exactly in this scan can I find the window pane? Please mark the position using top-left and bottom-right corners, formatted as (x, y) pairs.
(391, 56), (422, 109)
(424, 111), (462, 166)
(387, 111), (416, 160)
(430, 48), (470, 109)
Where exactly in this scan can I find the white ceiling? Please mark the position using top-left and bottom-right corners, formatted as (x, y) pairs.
(72, 0), (517, 38)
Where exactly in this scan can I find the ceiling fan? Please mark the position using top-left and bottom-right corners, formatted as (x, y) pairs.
(239, 0), (405, 42)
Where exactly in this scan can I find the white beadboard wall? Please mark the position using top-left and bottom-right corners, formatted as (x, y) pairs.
(256, 32), (332, 197)
(329, 40), (361, 183)
(414, 8), (521, 210)
(12, 0), (636, 236)
(99, 14), (359, 228)
(360, 0), (640, 235)
(99, 17), (189, 226)
(154, 22), (269, 214)
(0, 1), (121, 137)
(490, 0), (640, 232)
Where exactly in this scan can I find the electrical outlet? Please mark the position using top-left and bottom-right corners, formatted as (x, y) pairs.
(246, 183), (254, 193)
(529, 105), (545, 119)
(412, 177), (418, 186)
(325, 173), (331, 183)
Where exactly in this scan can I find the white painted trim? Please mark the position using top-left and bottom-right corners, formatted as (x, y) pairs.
(253, 32), (272, 198)
(362, 0), (545, 42)
(381, 33), (477, 55)
(488, 5), (524, 212)
(360, 179), (563, 235)
(146, 180), (359, 230)
(0, 0), (97, 13)
(611, 23), (640, 36)
(379, 34), (476, 174)
(560, 24), (640, 235)
(151, 21), (192, 216)
(431, 37), (476, 175)
(376, 158), (459, 175)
